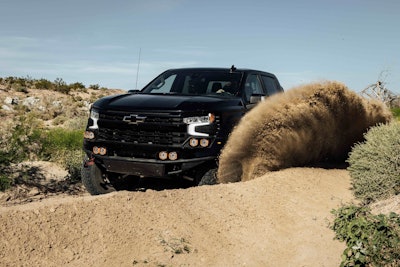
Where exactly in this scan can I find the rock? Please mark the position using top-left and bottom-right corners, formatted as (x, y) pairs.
(4, 96), (19, 105)
(22, 96), (40, 107)
(1, 104), (12, 111)
(52, 100), (62, 107)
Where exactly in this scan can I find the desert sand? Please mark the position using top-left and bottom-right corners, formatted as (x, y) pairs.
(0, 167), (353, 267)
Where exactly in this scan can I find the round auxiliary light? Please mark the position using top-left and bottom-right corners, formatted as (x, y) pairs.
(93, 146), (99, 154)
(199, 138), (210, 147)
(84, 131), (95, 139)
(189, 138), (199, 147)
(168, 152), (178, 161)
(159, 151), (168, 160)
(99, 147), (107, 155)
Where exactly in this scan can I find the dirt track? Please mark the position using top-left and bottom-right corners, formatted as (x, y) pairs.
(0, 167), (353, 267)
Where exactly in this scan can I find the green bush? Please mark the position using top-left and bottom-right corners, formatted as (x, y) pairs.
(69, 82), (86, 91)
(34, 78), (53, 90)
(0, 115), (83, 164)
(347, 122), (400, 203)
(0, 173), (11, 191)
(1, 115), (45, 163)
(63, 149), (84, 182)
(89, 84), (100, 90)
(331, 205), (400, 267)
(40, 128), (83, 160)
(391, 107), (400, 120)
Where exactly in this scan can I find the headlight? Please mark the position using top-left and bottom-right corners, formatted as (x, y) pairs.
(90, 109), (99, 120)
(183, 113), (215, 124)
(89, 109), (99, 129)
(184, 113), (215, 137)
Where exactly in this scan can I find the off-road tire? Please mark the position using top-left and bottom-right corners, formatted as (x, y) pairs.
(81, 160), (115, 195)
(198, 168), (217, 186)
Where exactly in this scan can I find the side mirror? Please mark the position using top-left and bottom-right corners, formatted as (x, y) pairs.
(128, 89), (140, 94)
(249, 95), (265, 104)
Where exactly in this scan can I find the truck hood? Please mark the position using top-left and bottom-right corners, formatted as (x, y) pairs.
(93, 93), (243, 111)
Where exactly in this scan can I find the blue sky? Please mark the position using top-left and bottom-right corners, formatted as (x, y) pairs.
(0, 0), (399, 93)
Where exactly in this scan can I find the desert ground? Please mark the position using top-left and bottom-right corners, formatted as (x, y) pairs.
(1, 81), (398, 266)
(0, 166), (355, 267)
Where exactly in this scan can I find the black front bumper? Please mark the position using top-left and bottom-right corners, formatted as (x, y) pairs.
(92, 155), (215, 177)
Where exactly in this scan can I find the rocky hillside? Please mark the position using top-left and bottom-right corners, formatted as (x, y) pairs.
(0, 77), (125, 203)
(0, 80), (124, 128)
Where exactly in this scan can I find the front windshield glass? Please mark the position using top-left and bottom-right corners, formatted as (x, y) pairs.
(141, 70), (243, 96)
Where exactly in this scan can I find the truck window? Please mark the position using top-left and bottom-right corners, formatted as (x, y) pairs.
(143, 70), (242, 96)
(261, 75), (279, 95)
(244, 74), (263, 101)
(148, 74), (177, 94)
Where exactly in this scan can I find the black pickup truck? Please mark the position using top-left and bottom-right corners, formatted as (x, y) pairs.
(82, 66), (283, 194)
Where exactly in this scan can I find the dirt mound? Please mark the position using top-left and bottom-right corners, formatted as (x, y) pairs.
(218, 81), (392, 183)
(0, 168), (353, 266)
(0, 161), (85, 206)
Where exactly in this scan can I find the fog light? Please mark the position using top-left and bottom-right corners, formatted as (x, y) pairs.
(200, 138), (210, 147)
(99, 147), (107, 155)
(93, 146), (99, 154)
(84, 131), (95, 139)
(168, 151), (178, 161)
(189, 138), (199, 147)
(159, 151), (168, 160)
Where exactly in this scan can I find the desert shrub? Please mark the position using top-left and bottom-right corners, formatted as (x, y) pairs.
(391, 107), (400, 120)
(69, 82), (86, 91)
(15, 86), (28, 93)
(0, 115), (83, 164)
(0, 173), (11, 191)
(63, 149), (83, 182)
(0, 115), (45, 163)
(64, 117), (87, 130)
(347, 122), (400, 203)
(52, 115), (67, 126)
(89, 84), (100, 90)
(73, 95), (83, 102)
(53, 78), (71, 94)
(34, 78), (53, 90)
(331, 205), (400, 267)
(40, 128), (83, 161)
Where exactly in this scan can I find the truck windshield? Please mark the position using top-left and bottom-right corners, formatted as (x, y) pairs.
(141, 70), (243, 96)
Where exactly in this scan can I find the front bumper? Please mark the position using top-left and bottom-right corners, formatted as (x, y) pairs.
(88, 154), (215, 177)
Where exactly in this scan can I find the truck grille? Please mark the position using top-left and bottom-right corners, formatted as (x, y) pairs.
(97, 111), (188, 146)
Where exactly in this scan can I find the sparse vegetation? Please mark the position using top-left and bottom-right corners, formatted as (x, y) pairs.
(331, 205), (400, 267)
(159, 235), (193, 255)
(0, 174), (11, 191)
(0, 76), (99, 95)
(0, 75), (122, 191)
(391, 107), (400, 120)
(347, 122), (400, 204)
(331, 121), (400, 267)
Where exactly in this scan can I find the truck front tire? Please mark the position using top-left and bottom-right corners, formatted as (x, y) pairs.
(81, 160), (115, 195)
(198, 168), (217, 186)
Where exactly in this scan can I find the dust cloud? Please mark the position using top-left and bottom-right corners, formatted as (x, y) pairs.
(217, 81), (392, 183)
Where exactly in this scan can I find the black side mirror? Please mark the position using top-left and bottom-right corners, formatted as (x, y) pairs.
(249, 95), (265, 104)
(128, 89), (140, 94)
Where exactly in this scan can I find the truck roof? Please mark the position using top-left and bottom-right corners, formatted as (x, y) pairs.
(165, 67), (277, 77)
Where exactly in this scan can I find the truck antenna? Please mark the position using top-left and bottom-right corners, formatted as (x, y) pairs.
(135, 48), (141, 90)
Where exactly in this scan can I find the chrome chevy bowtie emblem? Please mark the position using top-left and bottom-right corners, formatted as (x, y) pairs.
(122, 114), (147, 124)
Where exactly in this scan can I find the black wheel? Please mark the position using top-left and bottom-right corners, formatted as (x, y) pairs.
(198, 168), (217, 186)
(81, 159), (115, 195)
